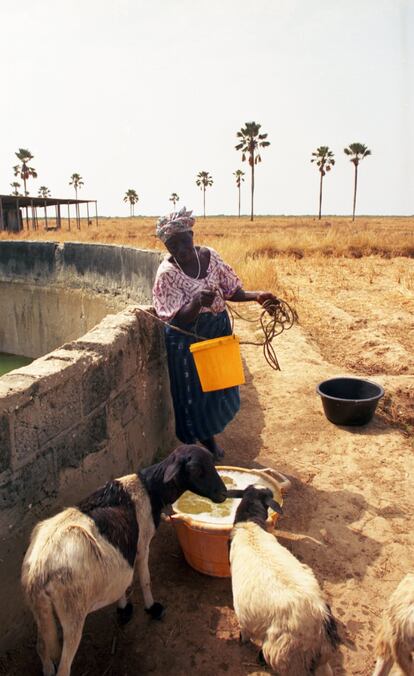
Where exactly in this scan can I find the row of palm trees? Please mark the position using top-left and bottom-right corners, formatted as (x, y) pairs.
(190, 133), (370, 222)
(10, 135), (371, 223)
(123, 190), (181, 216)
(234, 123), (371, 222)
(122, 125), (370, 223)
(311, 143), (371, 221)
(236, 124), (371, 222)
(10, 148), (84, 202)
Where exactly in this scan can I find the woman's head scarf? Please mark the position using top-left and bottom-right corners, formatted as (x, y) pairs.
(156, 206), (195, 243)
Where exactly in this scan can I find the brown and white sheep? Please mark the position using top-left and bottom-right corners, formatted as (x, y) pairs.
(229, 485), (340, 675)
(21, 444), (227, 676)
(372, 573), (414, 676)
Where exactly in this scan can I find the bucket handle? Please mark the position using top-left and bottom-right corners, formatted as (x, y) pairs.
(254, 468), (291, 493)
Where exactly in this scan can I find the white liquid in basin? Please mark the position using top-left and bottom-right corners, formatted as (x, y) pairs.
(173, 469), (279, 525)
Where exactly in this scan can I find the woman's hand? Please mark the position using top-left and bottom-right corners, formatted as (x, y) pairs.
(256, 291), (281, 315)
(194, 288), (216, 308)
(172, 288), (217, 328)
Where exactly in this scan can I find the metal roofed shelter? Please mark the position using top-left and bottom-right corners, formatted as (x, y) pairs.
(0, 195), (99, 232)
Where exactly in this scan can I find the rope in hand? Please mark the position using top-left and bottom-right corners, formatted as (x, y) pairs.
(226, 298), (296, 371)
(137, 296), (296, 372)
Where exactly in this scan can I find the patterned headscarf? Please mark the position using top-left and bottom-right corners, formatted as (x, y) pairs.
(156, 206), (195, 243)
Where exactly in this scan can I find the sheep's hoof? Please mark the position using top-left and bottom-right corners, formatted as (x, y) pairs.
(145, 602), (165, 620)
(117, 602), (134, 625)
(257, 649), (266, 666)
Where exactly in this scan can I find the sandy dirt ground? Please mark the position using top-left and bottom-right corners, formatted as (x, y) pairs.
(1, 255), (413, 675)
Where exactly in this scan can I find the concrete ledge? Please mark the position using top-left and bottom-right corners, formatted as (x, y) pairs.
(0, 241), (58, 279)
(0, 240), (163, 303)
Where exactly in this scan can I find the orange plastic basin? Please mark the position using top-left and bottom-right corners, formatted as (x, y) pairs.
(170, 466), (290, 578)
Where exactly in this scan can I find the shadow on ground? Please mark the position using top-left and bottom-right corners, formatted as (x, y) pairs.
(1, 361), (384, 675)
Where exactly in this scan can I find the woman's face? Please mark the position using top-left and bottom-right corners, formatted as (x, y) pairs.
(165, 231), (195, 264)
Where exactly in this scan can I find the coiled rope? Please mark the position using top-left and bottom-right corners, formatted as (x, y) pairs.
(226, 299), (296, 371)
(138, 297), (296, 372)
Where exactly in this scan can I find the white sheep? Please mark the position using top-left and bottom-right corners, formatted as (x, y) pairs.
(372, 573), (414, 676)
(21, 444), (227, 676)
(229, 484), (339, 675)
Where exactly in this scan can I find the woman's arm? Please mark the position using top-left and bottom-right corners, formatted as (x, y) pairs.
(229, 288), (259, 302)
(229, 288), (280, 308)
(213, 249), (279, 310)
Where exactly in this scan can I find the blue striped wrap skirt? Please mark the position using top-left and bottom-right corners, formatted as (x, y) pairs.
(164, 310), (241, 443)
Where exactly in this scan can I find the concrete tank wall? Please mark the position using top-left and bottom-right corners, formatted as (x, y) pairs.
(0, 240), (162, 303)
(0, 240), (164, 358)
(0, 241), (175, 650)
(0, 281), (125, 358)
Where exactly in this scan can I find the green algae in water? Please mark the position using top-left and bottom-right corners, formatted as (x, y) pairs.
(0, 352), (33, 377)
(176, 474), (237, 518)
(174, 470), (277, 524)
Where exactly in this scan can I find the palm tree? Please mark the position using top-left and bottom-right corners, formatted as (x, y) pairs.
(13, 148), (37, 229)
(69, 173), (84, 199)
(10, 182), (22, 196)
(196, 171), (213, 218)
(235, 122), (270, 222)
(233, 170), (245, 217)
(69, 173), (84, 229)
(311, 146), (335, 220)
(344, 143), (371, 221)
(38, 186), (51, 198)
(13, 148), (37, 196)
(169, 193), (180, 209)
(38, 186), (51, 230)
(123, 189), (139, 216)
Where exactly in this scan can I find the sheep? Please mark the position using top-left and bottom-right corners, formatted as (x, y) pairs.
(21, 444), (227, 676)
(229, 485), (340, 675)
(372, 573), (414, 676)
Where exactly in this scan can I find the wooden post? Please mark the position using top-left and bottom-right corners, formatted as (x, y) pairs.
(30, 199), (35, 230)
(67, 202), (71, 231)
(86, 201), (90, 226)
(16, 199), (20, 232)
(95, 201), (98, 227)
(44, 201), (48, 229)
(76, 202), (80, 230)
(0, 197), (4, 230)
(57, 204), (61, 229)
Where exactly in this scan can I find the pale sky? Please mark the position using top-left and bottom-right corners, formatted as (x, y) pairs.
(1, 0), (413, 217)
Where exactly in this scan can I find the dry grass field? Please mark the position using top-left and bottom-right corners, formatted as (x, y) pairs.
(1, 215), (414, 676)
(2, 215), (413, 430)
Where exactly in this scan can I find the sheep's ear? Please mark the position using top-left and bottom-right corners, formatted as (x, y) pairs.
(163, 455), (182, 483)
(226, 489), (245, 499)
(269, 499), (283, 515)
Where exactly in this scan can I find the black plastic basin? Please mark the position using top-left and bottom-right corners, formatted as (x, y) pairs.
(316, 377), (384, 426)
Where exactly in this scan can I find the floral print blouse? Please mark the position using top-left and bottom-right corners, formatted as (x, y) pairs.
(152, 247), (241, 322)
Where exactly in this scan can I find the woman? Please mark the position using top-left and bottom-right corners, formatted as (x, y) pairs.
(153, 207), (279, 460)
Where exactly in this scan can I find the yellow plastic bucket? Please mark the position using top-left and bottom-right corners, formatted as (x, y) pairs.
(170, 466), (291, 577)
(189, 334), (245, 392)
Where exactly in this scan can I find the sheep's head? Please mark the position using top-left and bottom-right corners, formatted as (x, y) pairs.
(163, 445), (227, 503)
(232, 484), (283, 526)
